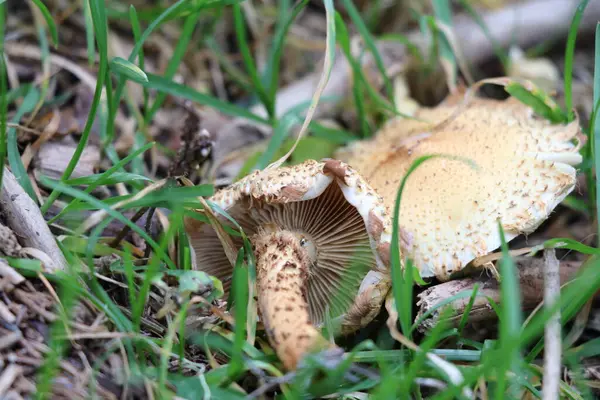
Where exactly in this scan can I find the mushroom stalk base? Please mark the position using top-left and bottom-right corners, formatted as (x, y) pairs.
(252, 230), (331, 370)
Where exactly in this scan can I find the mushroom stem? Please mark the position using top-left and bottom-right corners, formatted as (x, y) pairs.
(252, 230), (331, 370)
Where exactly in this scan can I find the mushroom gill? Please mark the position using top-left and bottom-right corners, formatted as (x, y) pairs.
(193, 184), (376, 323)
(185, 160), (390, 369)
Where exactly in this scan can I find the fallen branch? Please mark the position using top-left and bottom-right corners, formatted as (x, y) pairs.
(0, 167), (67, 272)
(414, 256), (582, 333)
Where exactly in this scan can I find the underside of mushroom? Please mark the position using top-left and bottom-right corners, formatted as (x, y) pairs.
(185, 160), (392, 369)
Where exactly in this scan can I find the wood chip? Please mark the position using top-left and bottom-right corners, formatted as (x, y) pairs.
(0, 259), (26, 288)
(0, 364), (22, 397)
(0, 301), (16, 325)
(0, 331), (22, 351)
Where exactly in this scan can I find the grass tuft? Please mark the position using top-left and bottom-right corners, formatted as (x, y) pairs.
(564, 0), (591, 121)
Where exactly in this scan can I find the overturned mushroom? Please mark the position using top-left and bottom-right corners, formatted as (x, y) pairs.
(335, 94), (582, 280)
(185, 160), (392, 370)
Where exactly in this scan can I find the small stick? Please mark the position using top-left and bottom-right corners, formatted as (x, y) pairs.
(0, 363), (21, 396)
(542, 249), (561, 400)
(143, 207), (156, 259)
(110, 207), (148, 248)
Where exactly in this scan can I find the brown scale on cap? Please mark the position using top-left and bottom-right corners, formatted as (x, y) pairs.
(185, 160), (393, 370)
(336, 95), (582, 280)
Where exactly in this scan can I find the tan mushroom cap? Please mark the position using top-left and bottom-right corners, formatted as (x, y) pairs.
(335, 96), (582, 280)
(184, 159), (392, 334)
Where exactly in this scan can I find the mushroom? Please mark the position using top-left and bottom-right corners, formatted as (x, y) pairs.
(185, 159), (392, 370)
(335, 94), (582, 280)
(185, 89), (582, 370)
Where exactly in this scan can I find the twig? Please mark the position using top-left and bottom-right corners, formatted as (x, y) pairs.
(415, 256), (581, 332)
(542, 249), (561, 400)
(79, 179), (168, 233)
(143, 207), (156, 259)
(0, 301), (16, 325)
(110, 206), (148, 248)
(0, 364), (21, 397)
(0, 331), (22, 351)
(5, 43), (97, 90)
(0, 167), (67, 272)
(247, 372), (297, 399)
(0, 259), (25, 287)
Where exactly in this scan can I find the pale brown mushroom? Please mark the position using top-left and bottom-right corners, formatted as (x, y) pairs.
(335, 94), (582, 280)
(185, 159), (392, 370)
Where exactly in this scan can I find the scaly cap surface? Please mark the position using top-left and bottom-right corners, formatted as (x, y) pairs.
(335, 96), (582, 280)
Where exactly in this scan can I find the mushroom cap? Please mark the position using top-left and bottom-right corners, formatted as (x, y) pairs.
(335, 96), (582, 280)
(185, 159), (392, 331)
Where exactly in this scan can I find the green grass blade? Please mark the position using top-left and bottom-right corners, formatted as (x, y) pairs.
(229, 248), (249, 376)
(29, 17), (51, 123)
(379, 33), (424, 64)
(131, 216), (182, 333)
(105, 0), (243, 21)
(522, 256), (600, 351)
(242, 238), (257, 347)
(48, 142), (154, 224)
(232, 3), (272, 118)
(495, 222), (523, 398)
(121, 184), (214, 209)
(265, 0), (309, 102)
(142, 73), (269, 124)
(352, 77), (370, 137)
(411, 285), (490, 333)
(334, 12), (406, 122)
(542, 237), (600, 255)
(432, 0), (457, 88)
(392, 155), (475, 337)
(253, 113), (299, 170)
(109, 57), (148, 83)
(145, 9), (202, 122)
(7, 87), (40, 201)
(39, 177), (176, 269)
(129, 5), (148, 111)
(391, 156), (437, 337)
(564, 0), (591, 121)
(458, 283), (480, 335)
(505, 81), (566, 123)
(64, 172), (152, 186)
(30, 0), (58, 47)
(41, 0), (109, 214)
(83, 0), (95, 65)
(111, 0), (188, 108)
(341, 0), (395, 105)
(204, 37), (254, 93)
(594, 23), (600, 244)
(308, 121), (357, 144)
